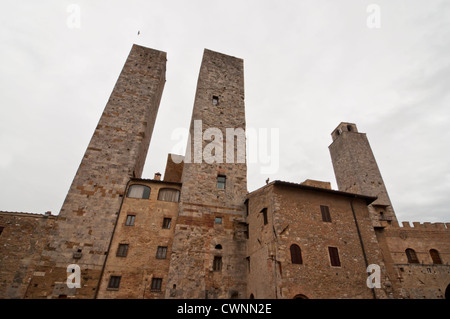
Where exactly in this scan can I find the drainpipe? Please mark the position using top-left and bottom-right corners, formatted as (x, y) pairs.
(350, 199), (377, 299)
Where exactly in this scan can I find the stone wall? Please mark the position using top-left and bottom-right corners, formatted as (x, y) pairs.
(25, 44), (167, 299)
(0, 212), (55, 299)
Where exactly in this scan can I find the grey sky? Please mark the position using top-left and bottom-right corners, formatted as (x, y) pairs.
(1, 0), (449, 224)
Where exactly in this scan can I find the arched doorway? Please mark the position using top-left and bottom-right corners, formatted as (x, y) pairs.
(293, 294), (308, 299)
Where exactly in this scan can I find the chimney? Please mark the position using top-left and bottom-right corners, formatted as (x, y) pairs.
(154, 172), (161, 181)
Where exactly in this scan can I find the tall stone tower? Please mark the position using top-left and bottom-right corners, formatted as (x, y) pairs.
(328, 122), (397, 225)
(165, 49), (248, 299)
(25, 45), (166, 298)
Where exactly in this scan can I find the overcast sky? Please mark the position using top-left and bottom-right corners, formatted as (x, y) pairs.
(1, 1), (449, 224)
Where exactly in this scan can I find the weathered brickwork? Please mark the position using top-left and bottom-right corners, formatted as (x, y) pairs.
(24, 45), (167, 299)
(165, 49), (248, 299)
(329, 122), (397, 226)
(246, 182), (392, 299)
(97, 179), (181, 299)
(0, 212), (55, 299)
(0, 46), (449, 299)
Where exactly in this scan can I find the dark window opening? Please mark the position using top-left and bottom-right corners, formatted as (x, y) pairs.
(127, 184), (150, 199)
(125, 215), (135, 226)
(212, 96), (219, 106)
(162, 218), (172, 229)
(430, 249), (442, 264)
(215, 217), (222, 224)
(261, 208), (268, 225)
(215, 244), (222, 250)
(320, 205), (332, 222)
(0, 226), (4, 236)
(213, 256), (222, 271)
(116, 244), (129, 257)
(151, 278), (162, 291)
(328, 247), (341, 267)
(108, 276), (121, 289)
(156, 246), (168, 259)
(406, 248), (419, 264)
(347, 125), (352, 132)
(290, 244), (303, 264)
(217, 175), (226, 189)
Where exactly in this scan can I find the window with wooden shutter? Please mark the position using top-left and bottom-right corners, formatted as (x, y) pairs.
(151, 278), (162, 291)
(328, 247), (341, 267)
(429, 249), (442, 264)
(405, 248), (419, 263)
(320, 205), (332, 222)
(116, 244), (129, 257)
(213, 256), (222, 271)
(108, 276), (121, 289)
(156, 246), (168, 259)
(290, 244), (303, 264)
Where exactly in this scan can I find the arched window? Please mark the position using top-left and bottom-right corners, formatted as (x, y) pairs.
(157, 188), (180, 202)
(405, 248), (419, 263)
(215, 244), (222, 250)
(429, 249), (442, 264)
(290, 244), (303, 264)
(127, 184), (150, 199)
(293, 294), (308, 299)
(249, 293), (255, 299)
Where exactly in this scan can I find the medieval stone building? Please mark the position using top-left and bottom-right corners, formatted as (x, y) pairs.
(0, 44), (449, 299)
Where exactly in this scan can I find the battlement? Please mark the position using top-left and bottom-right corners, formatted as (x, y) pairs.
(388, 220), (450, 231)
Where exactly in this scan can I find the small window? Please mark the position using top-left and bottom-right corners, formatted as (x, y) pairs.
(261, 208), (268, 225)
(156, 246), (168, 259)
(127, 184), (150, 199)
(215, 217), (222, 224)
(0, 226), (4, 236)
(347, 125), (352, 132)
(290, 244), (303, 264)
(213, 256), (222, 271)
(108, 276), (121, 289)
(328, 247), (341, 267)
(406, 248), (419, 263)
(215, 244), (222, 250)
(151, 278), (162, 291)
(116, 244), (129, 257)
(162, 218), (172, 229)
(125, 215), (135, 226)
(157, 188), (180, 202)
(217, 175), (226, 189)
(430, 249), (442, 264)
(212, 95), (219, 106)
(320, 205), (332, 222)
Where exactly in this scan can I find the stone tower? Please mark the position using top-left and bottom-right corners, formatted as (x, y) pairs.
(328, 122), (397, 225)
(165, 49), (248, 299)
(25, 45), (166, 298)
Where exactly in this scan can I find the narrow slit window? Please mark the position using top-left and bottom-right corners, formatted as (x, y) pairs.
(217, 175), (226, 189)
(213, 256), (222, 271)
(162, 218), (172, 229)
(212, 95), (219, 106)
(320, 205), (332, 223)
(328, 247), (341, 267)
(261, 208), (268, 225)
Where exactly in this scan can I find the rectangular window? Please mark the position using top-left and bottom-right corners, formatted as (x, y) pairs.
(321, 205), (332, 222)
(116, 244), (129, 257)
(261, 208), (268, 225)
(156, 246), (168, 259)
(217, 175), (226, 189)
(328, 247), (341, 267)
(213, 256), (223, 271)
(125, 215), (135, 226)
(162, 218), (172, 229)
(108, 276), (121, 289)
(212, 95), (219, 106)
(215, 217), (222, 224)
(151, 278), (162, 291)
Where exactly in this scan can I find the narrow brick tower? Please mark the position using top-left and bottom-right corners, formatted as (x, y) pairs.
(25, 45), (166, 299)
(328, 122), (397, 225)
(165, 49), (248, 299)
